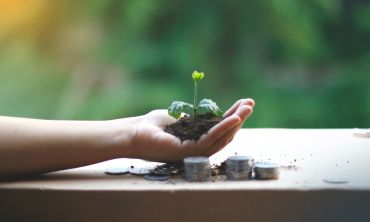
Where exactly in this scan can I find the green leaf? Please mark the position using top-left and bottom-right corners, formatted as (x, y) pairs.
(168, 101), (194, 119)
(192, 70), (204, 82)
(197, 99), (223, 117)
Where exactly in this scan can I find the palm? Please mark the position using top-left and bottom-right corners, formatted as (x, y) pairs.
(131, 110), (188, 161)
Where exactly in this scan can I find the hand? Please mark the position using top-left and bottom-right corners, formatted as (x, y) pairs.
(126, 98), (255, 162)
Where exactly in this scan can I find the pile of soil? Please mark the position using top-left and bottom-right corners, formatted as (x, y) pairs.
(164, 113), (223, 142)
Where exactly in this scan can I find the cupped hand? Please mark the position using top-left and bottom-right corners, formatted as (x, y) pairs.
(128, 98), (255, 162)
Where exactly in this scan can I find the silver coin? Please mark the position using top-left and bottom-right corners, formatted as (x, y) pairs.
(226, 155), (253, 163)
(226, 170), (252, 180)
(129, 166), (152, 175)
(150, 169), (173, 175)
(144, 174), (170, 181)
(150, 163), (183, 175)
(353, 128), (370, 138)
(323, 177), (349, 184)
(104, 167), (129, 175)
(226, 156), (253, 180)
(184, 156), (210, 165)
(184, 156), (211, 182)
(150, 170), (171, 175)
(254, 162), (279, 169)
(254, 162), (279, 180)
(159, 163), (184, 171)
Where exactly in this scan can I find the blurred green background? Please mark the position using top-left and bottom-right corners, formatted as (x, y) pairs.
(0, 0), (369, 127)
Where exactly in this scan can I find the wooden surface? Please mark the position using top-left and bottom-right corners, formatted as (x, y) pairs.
(1, 129), (370, 222)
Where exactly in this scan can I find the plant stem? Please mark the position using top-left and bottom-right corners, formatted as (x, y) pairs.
(193, 81), (197, 117)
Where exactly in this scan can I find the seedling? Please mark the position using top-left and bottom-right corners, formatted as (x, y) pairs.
(168, 71), (223, 119)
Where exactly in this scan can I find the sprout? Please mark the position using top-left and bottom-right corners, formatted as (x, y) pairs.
(168, 70), (222, 119)
(192, 70), (204, 82)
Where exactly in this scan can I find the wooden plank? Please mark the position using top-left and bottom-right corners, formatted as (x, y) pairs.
(1, 129), (370, 221)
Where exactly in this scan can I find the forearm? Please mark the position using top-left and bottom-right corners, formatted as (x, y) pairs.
(0, 116), (132, 177)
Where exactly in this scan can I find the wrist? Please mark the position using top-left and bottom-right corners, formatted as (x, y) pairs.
(99, 116), (139, 159)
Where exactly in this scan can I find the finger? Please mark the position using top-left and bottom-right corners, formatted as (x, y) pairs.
(223, 100), (242, 118)
(223, 98), (255, 117)
(202, 105), (253, 156)
(197, 114), (241, 149)
(201, 124), (241, 156)
(215, 124), (240, 153)
(234, 105), (253, 123)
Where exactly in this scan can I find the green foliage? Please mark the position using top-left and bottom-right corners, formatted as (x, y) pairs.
(198, 99), (223, 117)
(0, 0), (369, 127)
(168, 71), (222, 119)
(168, 101), (193, 119)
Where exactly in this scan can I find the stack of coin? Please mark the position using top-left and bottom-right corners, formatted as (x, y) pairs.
(184, 156), (211, 182)
(254, 162), (279, 180)
(150, 163), (184, 176)
(225, 156), (253, 180)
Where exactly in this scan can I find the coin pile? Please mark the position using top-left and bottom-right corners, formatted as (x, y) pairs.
(105, 156), (282, 182)
(225, 156), (253, 180)
(184, 156), (211, 182)
(144, 174), (170, 181)
(254, 162), (279, 180)
(150, 163), (184, 176)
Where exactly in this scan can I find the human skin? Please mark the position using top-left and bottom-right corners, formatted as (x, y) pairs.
(0, 98), (255, 177)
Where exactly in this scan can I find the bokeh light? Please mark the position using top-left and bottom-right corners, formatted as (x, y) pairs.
(0, 0), (369, 127)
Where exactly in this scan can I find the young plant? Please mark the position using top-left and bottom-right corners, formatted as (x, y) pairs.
(168, 71), (223, 119)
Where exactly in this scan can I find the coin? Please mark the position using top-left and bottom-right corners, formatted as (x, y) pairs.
(129, 166), (153, 176)
(184, 156), (211, 182)
(150, 163), (184, 175)
(226, 156), (253, 180)
(144, 173), (170, 181)
(104, 167), (129, 175)
(254, 162), (279, 180)
(323, 177), (349, 184)
(353, 128), (370, 138)
(150, 169), (173, 175)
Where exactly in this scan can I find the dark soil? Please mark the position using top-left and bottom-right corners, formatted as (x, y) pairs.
(164, 113), (224, 142)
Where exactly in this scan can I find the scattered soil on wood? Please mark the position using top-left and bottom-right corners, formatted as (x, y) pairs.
(164, 113), (224, 142)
